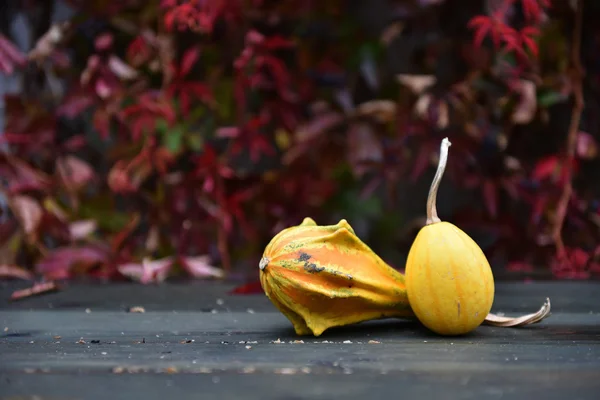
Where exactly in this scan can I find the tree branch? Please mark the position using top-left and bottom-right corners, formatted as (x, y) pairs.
(552, 0), (584, 257)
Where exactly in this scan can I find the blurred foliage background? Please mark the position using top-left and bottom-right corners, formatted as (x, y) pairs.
(1, 0), (599, 292)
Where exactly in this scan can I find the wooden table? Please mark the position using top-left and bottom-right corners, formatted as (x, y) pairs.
(1, 281), (599, 400)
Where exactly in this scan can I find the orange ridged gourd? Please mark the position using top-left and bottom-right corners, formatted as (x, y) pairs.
(259, 217), (413, 336)
(405, 138), (495, 336)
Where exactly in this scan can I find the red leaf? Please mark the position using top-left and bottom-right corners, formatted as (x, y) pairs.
(81, 55), (101, 86)
(56, 155), (95, 191)
(123, 93), (177, 123)
(467, 15), (501, 48)
(521, 26), (541, 37)
(262, 54), (291, 89)
(501, 179), (520, 200)
(217, 188), (256, 235)
(1, 157), (52, 193)
(107, 157), (153, 194)
(111, 214), (141, 251)
(153, 147), (175, 175)
(179, 255), (224, 279)
(521, 31), (539, 58)
(530, 195), (548, 225)
(108, 56), (139, 80)
(506, 261), (534, 272)
(108, 160), (135, 193)
(95, 78), (112, 99)
(262, 35), (295, 51)
(179, 91), (191, 116)
(511, 79), (537, 124)
(118, 256), (175, 284)
(245, 30), (265, 46)
(28, 23), (68, 63)
(471, 22), (491, 48)
(234, 74), (248, 117)
(499, 27), (523, 55)
(36, 246), (110, 280)
(126, 35), (151, 66)
(94, 32), (114, 51)
(192, 145), (235, 188)
(63, 135), (86, 151)
(467, 15), (490, 30)
(522, 0), (544, 23)
(295, 111), (344, 142)
(57, 89), (95, 118)
(410, 145), (433, 182)
(0, 34), (27, 74)
(69, 220), (97, 240)
(93, 109), (111, 139)
(0, 265), (34, 280)
(180, 46), (200, 77)
(0, 133), (32, 145)
(482, 180), (498, 218)
(0, 35), (26, 63)
(10, 195), (43, 237)
(186, 82), (213, 102)
(576, 131), (598, 159)
(10, 281), (60, 301)
(216, 126), (241, 138)
(229, 281), (263, 295)
(347, 122), (383, 178)
(551, 247), (591, 279)
(129, 114), (156, 141)
(164, 10), (177, 31)
(532, 155), (559, 181)
(570, 248), (589, 269)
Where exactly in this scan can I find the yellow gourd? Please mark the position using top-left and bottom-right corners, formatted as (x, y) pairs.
(258, 152), (552, 336)
(259, 217), (414, 336)
(405, 137), (495, 335)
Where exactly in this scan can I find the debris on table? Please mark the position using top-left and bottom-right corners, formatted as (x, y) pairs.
(10, 281), (60, 301)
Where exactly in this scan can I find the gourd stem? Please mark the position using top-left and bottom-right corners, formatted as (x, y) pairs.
(426, 137), (451, 225)
(259, 257), (269, 270)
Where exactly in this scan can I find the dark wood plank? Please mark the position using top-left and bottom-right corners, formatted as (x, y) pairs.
(1, 281), (599, 312)
(0, 282), (599, 400)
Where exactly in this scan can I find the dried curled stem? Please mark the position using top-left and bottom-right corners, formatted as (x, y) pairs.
(426, 137), (452, 225)
(483, 298), (551, 327)
(259, 257), (269, 270)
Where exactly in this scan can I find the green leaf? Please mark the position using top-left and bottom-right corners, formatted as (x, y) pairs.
(186, 132), (204, 151)
(155, 118), (169, 134)
(328, 184), (382, 222)
(77, 196), (131, 232)
(214, 79), (234, 120)
(496, 51), (517, 67)
(537, 90), (566, 107)
(201, 45), (220, 67)
(187, 104), (207, 122)
(163, 125), (185, 153)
